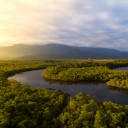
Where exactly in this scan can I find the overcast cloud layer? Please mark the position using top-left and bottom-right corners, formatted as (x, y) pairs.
(0, 0), (128, 50)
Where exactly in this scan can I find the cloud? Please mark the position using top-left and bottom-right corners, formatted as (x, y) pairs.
(0, 0), (128, 50)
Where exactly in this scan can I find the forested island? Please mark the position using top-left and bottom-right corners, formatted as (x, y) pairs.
(1, 60), (128, 127)
(43, 60), (128, 89)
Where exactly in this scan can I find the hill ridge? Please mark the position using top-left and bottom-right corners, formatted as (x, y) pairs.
(0, 43), (128, 60)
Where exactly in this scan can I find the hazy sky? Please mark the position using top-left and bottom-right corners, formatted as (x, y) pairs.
(0, 0), (128, 50)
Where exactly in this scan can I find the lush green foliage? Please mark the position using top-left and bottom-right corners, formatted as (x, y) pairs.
(57, 93), (128, 128)
(1, 60), (128, 128)
(0, 60), (65, 128)
(43, 60), (128, 89)
(0, 80), (68, 128)
(107, 78), (128, 89)
(43, 66), (128, 81)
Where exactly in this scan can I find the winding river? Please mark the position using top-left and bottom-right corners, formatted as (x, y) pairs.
(8, 67), (128, 105)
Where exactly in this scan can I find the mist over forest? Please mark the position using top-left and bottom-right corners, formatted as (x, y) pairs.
(1, 43), (128, 60)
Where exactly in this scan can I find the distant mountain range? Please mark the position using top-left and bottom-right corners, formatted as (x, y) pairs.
(0, 43), (128, 60)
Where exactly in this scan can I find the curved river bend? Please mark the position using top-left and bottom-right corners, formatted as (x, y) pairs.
(8, 67), (128, 105)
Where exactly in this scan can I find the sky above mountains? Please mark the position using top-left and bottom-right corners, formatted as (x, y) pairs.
(0, 0), (128, 50)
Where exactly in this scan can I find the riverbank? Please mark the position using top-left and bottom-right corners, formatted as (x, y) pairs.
(43, 60), (128, 89)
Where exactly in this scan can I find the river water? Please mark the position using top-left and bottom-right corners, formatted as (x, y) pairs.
(8, 67), (128, 105)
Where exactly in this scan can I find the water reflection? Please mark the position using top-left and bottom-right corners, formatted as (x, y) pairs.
(43, 77), (104, 86)
(114, 67), (128, 71)
(8, 68), (128, 105)
(108, 86), (128, 95)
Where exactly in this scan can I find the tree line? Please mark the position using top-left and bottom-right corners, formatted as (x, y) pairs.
(43, 60), (128, 89)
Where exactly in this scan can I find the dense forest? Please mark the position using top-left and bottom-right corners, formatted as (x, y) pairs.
(1, 60), (128, 127)
(43, 60), (128, 89)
